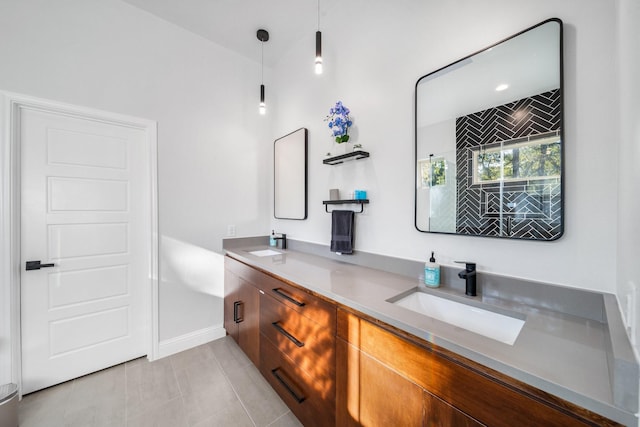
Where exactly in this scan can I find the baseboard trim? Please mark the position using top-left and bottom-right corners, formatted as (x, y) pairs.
(157, 325), (226, 359)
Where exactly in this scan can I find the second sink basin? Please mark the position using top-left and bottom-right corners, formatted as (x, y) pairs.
(389, 289), (525, 345)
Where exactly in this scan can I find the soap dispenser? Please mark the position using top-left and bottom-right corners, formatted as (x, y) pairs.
(269, 230), (277, 247)
(424, 251), (440, 287)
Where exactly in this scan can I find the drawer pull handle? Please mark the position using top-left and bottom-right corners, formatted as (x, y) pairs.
(233, 301), (243, 323)
(272, 288), (306, 307)
(271, 368), (305, 404)
(272, 322), (305, 347)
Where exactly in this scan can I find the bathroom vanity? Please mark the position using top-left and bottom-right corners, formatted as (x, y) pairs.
(223, 239), (637, 426)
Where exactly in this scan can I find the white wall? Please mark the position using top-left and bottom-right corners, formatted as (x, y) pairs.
(271, 0), (622, 294)
(616, 0), (640, 349)
(0, 0), (271, 375)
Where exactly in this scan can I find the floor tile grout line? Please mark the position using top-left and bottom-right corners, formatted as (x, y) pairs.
(266, 410), (294, 427)
(125, 360), (131, 427)
(169, 350), (191, 426)
(209, 343), (259, 427)
(63, 377), (77, 424)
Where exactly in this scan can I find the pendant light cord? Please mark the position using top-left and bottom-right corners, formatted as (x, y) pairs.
(317, 0), (320, 30)
(261, 40), (264, 84)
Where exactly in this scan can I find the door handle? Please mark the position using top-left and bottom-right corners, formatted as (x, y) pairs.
(233, 301), (240, 323)
(233, 301), (244, 323)
(25, 260), (55, 271)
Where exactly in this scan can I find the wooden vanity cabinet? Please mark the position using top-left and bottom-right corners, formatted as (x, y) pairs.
(225, 255), (621, 427)
(336, 308), (622, 427)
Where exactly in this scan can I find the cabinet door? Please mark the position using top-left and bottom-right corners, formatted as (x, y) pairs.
(224, 267), (260, 366)
(223, 270), (241, 342)
(237, 279), (260, 366)
(425, 391), (485, 427)
(336, 337), (423, 426)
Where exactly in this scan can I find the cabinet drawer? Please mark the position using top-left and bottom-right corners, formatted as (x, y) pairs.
(260, 337), (335, 427)
(261, 293), (335, 381)
(266, 281), (336, 332)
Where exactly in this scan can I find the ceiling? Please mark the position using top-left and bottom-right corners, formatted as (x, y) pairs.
(121, 0), (330, 66)
(417, 20), (560, 127)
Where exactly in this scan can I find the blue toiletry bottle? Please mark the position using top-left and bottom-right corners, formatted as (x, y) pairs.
(269, 230), (277, 247)
(424, 251), (440, 287)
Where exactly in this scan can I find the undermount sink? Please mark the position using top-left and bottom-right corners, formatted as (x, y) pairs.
(389, 290), (525, 345)
(248, 249), (282, 257)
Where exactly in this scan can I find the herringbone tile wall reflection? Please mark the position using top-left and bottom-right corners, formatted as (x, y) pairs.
(455, 89), (562, 240)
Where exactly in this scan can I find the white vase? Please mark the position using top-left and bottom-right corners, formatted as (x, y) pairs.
(333, 141), (350, 156)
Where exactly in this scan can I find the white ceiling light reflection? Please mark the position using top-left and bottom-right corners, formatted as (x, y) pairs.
(495, 83), (509, 91)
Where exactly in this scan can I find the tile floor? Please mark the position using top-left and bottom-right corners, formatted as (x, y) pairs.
(18, 336), (303, 427)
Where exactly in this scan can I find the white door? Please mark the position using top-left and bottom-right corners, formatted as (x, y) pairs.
(20, 107), (150, 394)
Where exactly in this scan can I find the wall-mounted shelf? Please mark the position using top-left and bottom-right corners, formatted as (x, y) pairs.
(323, 199), (369, 213)
(323, 150), (370, 165)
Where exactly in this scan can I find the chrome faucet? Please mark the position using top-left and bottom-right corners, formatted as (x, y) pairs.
(456, 262), (477, 296)
(273, 233), (287, 250)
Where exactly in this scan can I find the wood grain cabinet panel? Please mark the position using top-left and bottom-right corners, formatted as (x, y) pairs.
(336, 337), (424, 426)
(424, 391), (485, 427)
(260, 336), (335, 427)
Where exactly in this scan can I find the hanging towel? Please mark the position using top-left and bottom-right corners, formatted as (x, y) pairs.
(330, 210), (354, 254)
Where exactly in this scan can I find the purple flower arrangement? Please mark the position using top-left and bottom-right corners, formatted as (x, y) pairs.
(325, 101), (353, 143)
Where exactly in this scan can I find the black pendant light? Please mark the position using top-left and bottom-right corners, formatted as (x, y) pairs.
(257, 29), (269, 115)
(315, 0), (323, 74)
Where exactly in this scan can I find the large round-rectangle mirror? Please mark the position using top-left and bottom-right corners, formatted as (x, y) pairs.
(415, 18), (563, 240)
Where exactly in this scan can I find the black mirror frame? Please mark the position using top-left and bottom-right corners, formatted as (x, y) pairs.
(274, 127), (308, 220)
(414, 18), (564, 241)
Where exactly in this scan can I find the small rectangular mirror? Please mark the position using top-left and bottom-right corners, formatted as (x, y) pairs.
(274, 128), (307, 220)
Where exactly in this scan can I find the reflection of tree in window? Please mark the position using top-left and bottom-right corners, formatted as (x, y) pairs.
(430, 157), (446, 186)
(474, 135), (561, 183)
(477, 151), (503, 181)
(516, 142), (561, 178)
(419, 157), (447, 188)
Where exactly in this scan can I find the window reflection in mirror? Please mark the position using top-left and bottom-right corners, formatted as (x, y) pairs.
(473, 133), (561, 184)
(415, 19), (563, 240)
